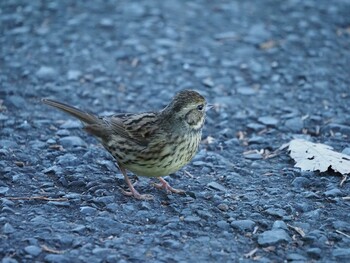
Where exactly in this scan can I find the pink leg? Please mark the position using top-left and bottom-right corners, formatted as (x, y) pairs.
(153, 178), (185, 194)
(118, 166), (153, 200)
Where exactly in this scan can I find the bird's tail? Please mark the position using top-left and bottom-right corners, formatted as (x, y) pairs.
(42, 99), (100, 125)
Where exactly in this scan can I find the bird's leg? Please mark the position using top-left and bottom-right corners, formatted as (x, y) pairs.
(118, 165), (153, 200)
(153, 177), (185, 194)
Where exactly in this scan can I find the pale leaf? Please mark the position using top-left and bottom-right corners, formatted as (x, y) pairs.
(288, 139), (350, 175)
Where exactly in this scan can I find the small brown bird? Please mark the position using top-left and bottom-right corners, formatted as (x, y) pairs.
(42, 90), (209, 200)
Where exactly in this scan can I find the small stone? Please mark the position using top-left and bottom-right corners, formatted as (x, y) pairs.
(0, 186), (9, 195)
(207, 182), (226, 192)
(248, 135), (265, 144)
(80, 206), (97, 216)
(258, 229), (291, 246)
(59, 136), (86, 148)
(285, 117), (304, 132)
(67, 70), (82, 81)
(0, 139), (18, 149)
(56, 153), (78, 166)
(292, 177), (311, 188)
(1, 257), (18, 263)
(230, 220), (256, 232)
(286, 253), (307, 261)
(324, 188), (342, 197)
(341, 147), (350, 156)
(3, 222), (15, 234)
(307, 248), (321, 259)
(36, 66), (58, 80)
(60, 120), (81, 129)
(265, 208), (286, 218)
(184, 216), (201, 223)
(214, 31), (237, 40)
(272, 220), (288, 230)
(243, 153), (262, 160)
(258, 116), (279, 126)
(237, 87), (256, 95)
(56, 129), (70, 136)
(100, 18), (114, 27)
(333, 248), (350, 260)
(7, 96), (27, 109)
(44, 254), (70, 263)
(247, 123), (266, 131)
(217, 203), (229, 211)
(216, 220), (230, 230)
(24, 245), (42, 256)
(72, 225), (86, 233)
(202, 78), (214, 87)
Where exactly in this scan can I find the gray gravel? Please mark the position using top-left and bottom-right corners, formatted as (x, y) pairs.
(1, 0), (350, 262)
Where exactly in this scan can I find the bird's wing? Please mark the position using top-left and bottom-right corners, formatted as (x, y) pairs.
(106, 112), (161, 146)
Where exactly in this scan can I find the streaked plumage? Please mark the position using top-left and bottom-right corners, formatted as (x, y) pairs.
(42, 90), (208, 200)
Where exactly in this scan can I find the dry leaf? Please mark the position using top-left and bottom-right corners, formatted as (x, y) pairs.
(288, 139), (350, 175)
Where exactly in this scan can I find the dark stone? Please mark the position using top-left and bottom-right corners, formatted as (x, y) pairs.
(230, 220), (256, 232)
(24, 245), (42, 256)
(59, 136), (87, 148)
(333, 248), (350, 260)
(258, 229), (291, 246)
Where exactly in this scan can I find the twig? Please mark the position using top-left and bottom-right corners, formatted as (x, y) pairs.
(336, 230), (350, 238)
(244, 247), (258, 258)
(41, 244), (65, 254)
(340, 175), (347, 187)
(287, 224), (305, 237)
(7, 196), (68, 201)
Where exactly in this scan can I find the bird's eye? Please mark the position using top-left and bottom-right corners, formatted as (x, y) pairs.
(197, 104), (204, 111)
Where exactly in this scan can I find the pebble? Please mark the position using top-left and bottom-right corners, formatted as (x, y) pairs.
(7, 96), (27, 109)
(60, 120), (81, 129)
(44, 254), (70, 263)
(258, 116), (279, 126)
(3, 222), (15, 234)
(59, 136), (87, 148)
(286, 253), (307, 261)
(307, 248), (321, 259)
(24, 245), (42, 256)
(1, 258), (18, 263)
(80, 206), (97, 216)
(0, 186), (9, 195)
(36, 66), (58, 80)
(56, 153), (78, 166)
(324, 188), (342, 197)
(291, 177), (311, 188)
(0, 139), (18, 149)
(284, 117), (304, 132)
(236, 87), (256, 95)
(272, 220), (288, 230)
(246, 122), (266, 131)
(216, 220), (230, 230)
(184, 216), (201, 223)
(265, 208), (287, 218)
(207, 182), (227, 192)
(341, 147), (350, 156)
(217, 203), (229, 212)
(258, 229), (291, 246)
(243, 153), (262, 160)
(230, 220), (256, 232)
(333, 248), (350, 260)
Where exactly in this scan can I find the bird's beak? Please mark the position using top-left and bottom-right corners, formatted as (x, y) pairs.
(206, 104), (214, 111)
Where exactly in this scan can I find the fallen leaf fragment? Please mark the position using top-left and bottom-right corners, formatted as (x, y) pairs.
(287, 224), (306, 237)
(288, 139), (350, 175)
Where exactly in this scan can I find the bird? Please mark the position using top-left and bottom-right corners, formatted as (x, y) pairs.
(42, 90), (210, 200)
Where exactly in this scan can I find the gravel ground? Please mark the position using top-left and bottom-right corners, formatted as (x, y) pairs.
(1, 0), (350, 262)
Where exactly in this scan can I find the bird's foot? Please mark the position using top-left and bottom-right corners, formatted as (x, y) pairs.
(153, 178), (185, 194)
(120, 187), (153, 200)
